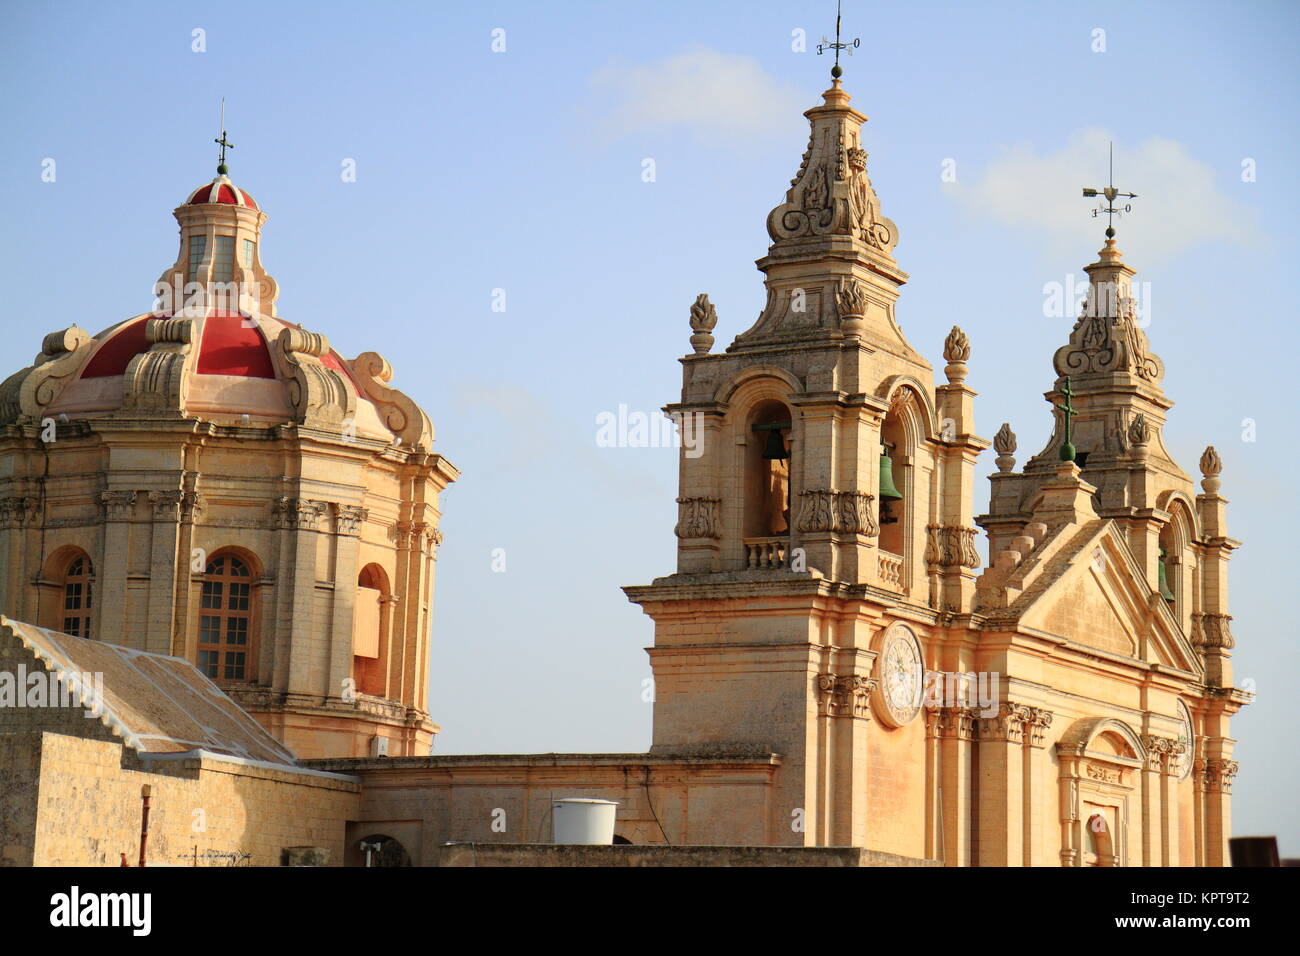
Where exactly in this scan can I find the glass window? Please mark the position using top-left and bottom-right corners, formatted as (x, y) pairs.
(242, 239), (255, 269)
(197, 554), (256, 681)
(213, 235), (235, 282)
(186, 235), (207, 282)
(62, 556), (94, 638)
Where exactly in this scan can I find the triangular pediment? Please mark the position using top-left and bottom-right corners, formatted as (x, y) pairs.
(1012, 522), (1201, 675)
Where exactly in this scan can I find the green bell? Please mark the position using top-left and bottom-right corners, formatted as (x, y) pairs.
(1157, 547), (1175, 602)
(878, 452), (903, 501)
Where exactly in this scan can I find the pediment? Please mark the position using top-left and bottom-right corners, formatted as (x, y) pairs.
(1015, 522), (1201, 676)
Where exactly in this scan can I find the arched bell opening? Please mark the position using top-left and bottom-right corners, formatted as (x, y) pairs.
(877, 410), (907, 559)
(744, 400), (793, 540)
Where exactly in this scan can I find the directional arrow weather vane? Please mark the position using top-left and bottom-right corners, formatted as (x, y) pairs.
(817, 0), (860, 78)
(1082, 142), (1137, 239)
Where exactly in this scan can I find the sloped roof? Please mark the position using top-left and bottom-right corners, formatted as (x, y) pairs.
(0, 616), (296, 766)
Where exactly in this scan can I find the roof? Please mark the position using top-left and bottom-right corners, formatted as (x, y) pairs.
(0, 616), (297, 766)
(186, 176), (258, 210)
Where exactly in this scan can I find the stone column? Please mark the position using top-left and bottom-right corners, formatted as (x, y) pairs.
(976, 702), (1029, 866)
(327, 505), (367, 703)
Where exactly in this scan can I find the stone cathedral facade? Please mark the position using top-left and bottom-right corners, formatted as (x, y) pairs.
(0, 75), (1247, 867)
(620, 75), (1248, 865)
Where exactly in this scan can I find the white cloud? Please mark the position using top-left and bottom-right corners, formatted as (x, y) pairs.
(944, 129), (1262, 261)
(589, 48), (803, 143)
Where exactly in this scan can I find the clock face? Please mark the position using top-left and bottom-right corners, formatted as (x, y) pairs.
(875, 624), (923, 727)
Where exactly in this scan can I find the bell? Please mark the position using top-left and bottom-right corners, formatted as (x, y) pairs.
(1157, 548), (1175, 602)
(878, 453), (903, 501)
(760, 428), (790, 460)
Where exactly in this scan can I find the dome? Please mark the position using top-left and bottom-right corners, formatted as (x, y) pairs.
(42, 309), (392, 438)
(186, 176), (259, 210)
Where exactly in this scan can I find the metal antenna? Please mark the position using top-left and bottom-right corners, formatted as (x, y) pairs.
(817, 0), (860, 79)
(1081, 142), (1137, 239)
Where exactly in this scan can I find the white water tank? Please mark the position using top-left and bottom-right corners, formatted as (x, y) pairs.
(552, 798), (619, 845)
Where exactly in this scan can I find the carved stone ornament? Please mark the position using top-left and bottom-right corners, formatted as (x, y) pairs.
(0, 496), (41, 530)
(100, 490), (138, 522)
(765, 86), (899, 255)
(836, 278), (867, 339)
(688, 294), (718, 354)
(334, 504), (369, 537)
(1191, 612), (1235, 650)
(278, 327), (356, 429)
(122, 317), (195, 414)
(797, 489), (877, 536)
(349, 351), (432, 449)
(272, 497), (328, 531)
(942, 325), (970, 385)
(1053, 283), (1164, 383)
(817, 673), (875, 719)
(0, 325), (93, 425)
(1127, 412), (1150, 447)
(674, 497), (721, 539)
(1199, 445), (1223, 494)
(993, 422), (1017, 473)
(925, 524), (981, 569)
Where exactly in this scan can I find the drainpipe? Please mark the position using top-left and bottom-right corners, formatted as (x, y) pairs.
(138, 785), (152, 868)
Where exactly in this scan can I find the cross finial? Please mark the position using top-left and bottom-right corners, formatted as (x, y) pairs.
(1081, 142), (1137, 240)
(817, 0), (860, 79)
(1057, 376), (1077, 462)
(215, 97), (234, 176)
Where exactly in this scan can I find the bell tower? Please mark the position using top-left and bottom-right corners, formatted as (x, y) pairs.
(625, 70), (989, 852)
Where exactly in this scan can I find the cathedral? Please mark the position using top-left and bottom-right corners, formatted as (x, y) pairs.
(0, 71), (1247, 866)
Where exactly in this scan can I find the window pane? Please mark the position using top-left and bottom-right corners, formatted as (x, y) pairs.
(187, 235), (206, 282)
(213, 235), (234, 282)
(198, 650), (218, 678)
(224, 652), (245, 680)
(199, 615), (222, 645)
(229, 582), (249, 610)
(226, 617), (248, 645)
(242, 239), (254, 268)
(201, 580), (223, 609)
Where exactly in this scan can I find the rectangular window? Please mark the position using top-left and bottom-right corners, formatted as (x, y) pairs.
(199, 615), (222, 646)
(198, 650), (218, 678)
(229, 582), (249, 611)
(187, 235), (206, 282)
(242, 239), (255, 268)
(213, 235), (235, 282)
(201, 580), (223, 609)
(63, 617), (81, 637)
(224, 653), (246, 681)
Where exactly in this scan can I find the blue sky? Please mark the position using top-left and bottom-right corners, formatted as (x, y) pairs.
(2, 0), (1296, 852)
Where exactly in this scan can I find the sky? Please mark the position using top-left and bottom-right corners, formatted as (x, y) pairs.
(2, 0), (1296, 853)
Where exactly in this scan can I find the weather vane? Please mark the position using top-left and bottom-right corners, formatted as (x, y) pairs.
(215, 97), (234, 176)
(1081, 142), (1137, 239)
(817, 0), (860, 79)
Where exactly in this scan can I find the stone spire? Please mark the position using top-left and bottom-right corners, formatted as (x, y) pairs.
(729, 79), (917, 361)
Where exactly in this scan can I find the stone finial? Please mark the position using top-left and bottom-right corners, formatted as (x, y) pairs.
(1127, 412), (1150, 448)
(993, 422), (1017, 473)
(836, 278), (866, 338)
(688, 293), (718, 354)
(943, 326), (970, 383)
(1200, 445), (1223, 494)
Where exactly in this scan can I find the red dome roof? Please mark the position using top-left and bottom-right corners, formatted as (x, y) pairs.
(80, 312), (275, 380)
(186, 178), (258, 210)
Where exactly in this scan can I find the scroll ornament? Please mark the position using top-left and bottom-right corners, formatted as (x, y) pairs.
(122, 317), (195, 414)
(1053, 290), (1164, 383)
(278, 327), (356, 429)
(350, 351), (433, 449)
(0, 325), (93, 425)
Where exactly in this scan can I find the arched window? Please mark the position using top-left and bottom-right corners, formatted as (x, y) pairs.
(198, 553), (256, 681)
(744, 400), (793, 539)
(878, 402), (909, 558)
(353, 564), (390, 697)
(62, 555), (94, 638)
